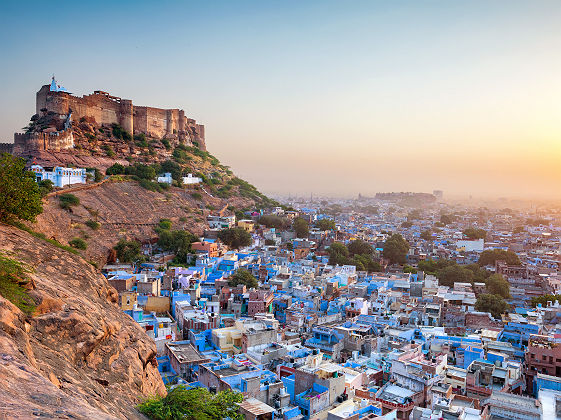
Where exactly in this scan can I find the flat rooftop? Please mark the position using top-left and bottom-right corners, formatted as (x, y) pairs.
(166, 342), (208, 364)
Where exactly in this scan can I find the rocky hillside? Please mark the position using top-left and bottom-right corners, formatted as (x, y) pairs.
(33, 179), (256, 266)
(0, 223), (166, 419)
(21, 117), (276, 264)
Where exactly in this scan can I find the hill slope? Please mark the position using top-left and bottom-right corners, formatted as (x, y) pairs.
(0, 224), (165, 419)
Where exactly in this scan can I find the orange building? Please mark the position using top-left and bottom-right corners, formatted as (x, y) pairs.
(191, 241), (218, 258)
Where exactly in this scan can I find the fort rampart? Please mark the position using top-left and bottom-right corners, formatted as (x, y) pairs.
(35, 85), (205, 149)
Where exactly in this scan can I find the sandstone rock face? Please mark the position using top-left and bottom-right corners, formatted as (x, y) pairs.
(0, 224), (166, 419)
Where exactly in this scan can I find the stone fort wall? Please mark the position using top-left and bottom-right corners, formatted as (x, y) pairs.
(35, 85), (205, 149)
(0, 143), (14, 154)
(13, 130), (74, 155)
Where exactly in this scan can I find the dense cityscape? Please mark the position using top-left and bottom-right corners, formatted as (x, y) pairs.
(1, 2), (560, 419)
(98, 191), (561, 420)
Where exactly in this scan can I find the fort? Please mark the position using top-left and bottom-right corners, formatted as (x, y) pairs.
(1, 77), (206, 155)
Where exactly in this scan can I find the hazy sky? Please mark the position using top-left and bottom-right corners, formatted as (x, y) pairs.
(1, 1), (560, 199)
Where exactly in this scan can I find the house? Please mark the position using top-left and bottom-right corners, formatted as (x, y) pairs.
(208, 215), (236, 230)
(157, 172), (173, 184)
(239, 398), (275, 420)
(165, 340), (210, 382)
(31, 165), (86, 187)
(191, 241), (219, 258)
(182, 173), (202, 184)
(238, 219), (256, 232)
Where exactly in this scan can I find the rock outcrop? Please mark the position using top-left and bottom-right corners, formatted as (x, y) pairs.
(0, 224), (166, 419)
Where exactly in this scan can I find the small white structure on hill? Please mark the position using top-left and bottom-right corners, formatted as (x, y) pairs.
(157, 173), (202, 185)
(31, 165), (86, 188)
(157, 172), (173, 184)
(182, 173), (202, 185)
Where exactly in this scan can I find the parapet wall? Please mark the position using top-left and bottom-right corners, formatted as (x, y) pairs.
(0, 143), (14, 154)
(13, 130), (74, 154)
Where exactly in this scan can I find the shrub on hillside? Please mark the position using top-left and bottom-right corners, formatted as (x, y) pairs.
(85, 219), (100, 230)
(0, 254), (35, 315)
(69, 238), (87, 250)
(59, 193), (80, 210)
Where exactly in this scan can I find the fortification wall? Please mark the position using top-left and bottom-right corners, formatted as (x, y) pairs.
(33, 84), (206, 151)
(0, 143), (14, 154)
(13, 130), (74, 154)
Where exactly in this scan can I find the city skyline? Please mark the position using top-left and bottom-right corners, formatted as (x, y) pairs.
(0, 0), (559, 199)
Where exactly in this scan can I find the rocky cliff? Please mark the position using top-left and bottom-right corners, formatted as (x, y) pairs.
(0, 224), (166, 419)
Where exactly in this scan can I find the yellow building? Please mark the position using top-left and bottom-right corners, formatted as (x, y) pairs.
(120, 291), (137, 311)
(237, 219), (256, 232)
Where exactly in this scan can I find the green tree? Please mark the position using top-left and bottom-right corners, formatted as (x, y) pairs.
(86, 167), (103, 182)
(229, 268), (258, 289)
(347, 239), (373, 257)
(404, 265), (418, 274)
(158, 230), (198, 262)
(0, 153), (43, 223)
(138, 386), (243, 420)
(126, 163), (156, 180)
(158, 219), (172, 230)
(418, 259), (453, 274)
(437, 265), (474, 287)
(293, 217), (309, 238)
(328, 242), (349, 265)
(465, 263), (491, 283)
(420, 230), (432, 241)
(478, 249), (521, 266)
(353, 254), (382, 272)
(160, 160), (182, 181)
(106, 163), (125, 175)
(38, 179), (54, 196)
(218, 227), (252, 249)
(383, 234), (409, 264)
(530, 294), (561, 308)
(463, 227), (487, 240)
(486, 274), (510, 299)
(114, 239), (144, 263)
(316, 218), (336, 231)
(258, 215), (290, 229)
(475, 294), (508, 319)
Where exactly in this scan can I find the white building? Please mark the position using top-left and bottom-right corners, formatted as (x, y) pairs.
(31, 165), (86, 188)
(157, 173), (202, 185)
(456, 239), (484, 252)
(157, 172), (173, 184)
(207, 215), (236, 229)
(182, 173), (202, 185)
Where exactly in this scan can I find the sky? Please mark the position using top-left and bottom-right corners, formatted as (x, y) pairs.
(0, 1), (560, 199)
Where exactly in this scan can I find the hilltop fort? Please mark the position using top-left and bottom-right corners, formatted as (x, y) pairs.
(1, 77), (206, 160)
